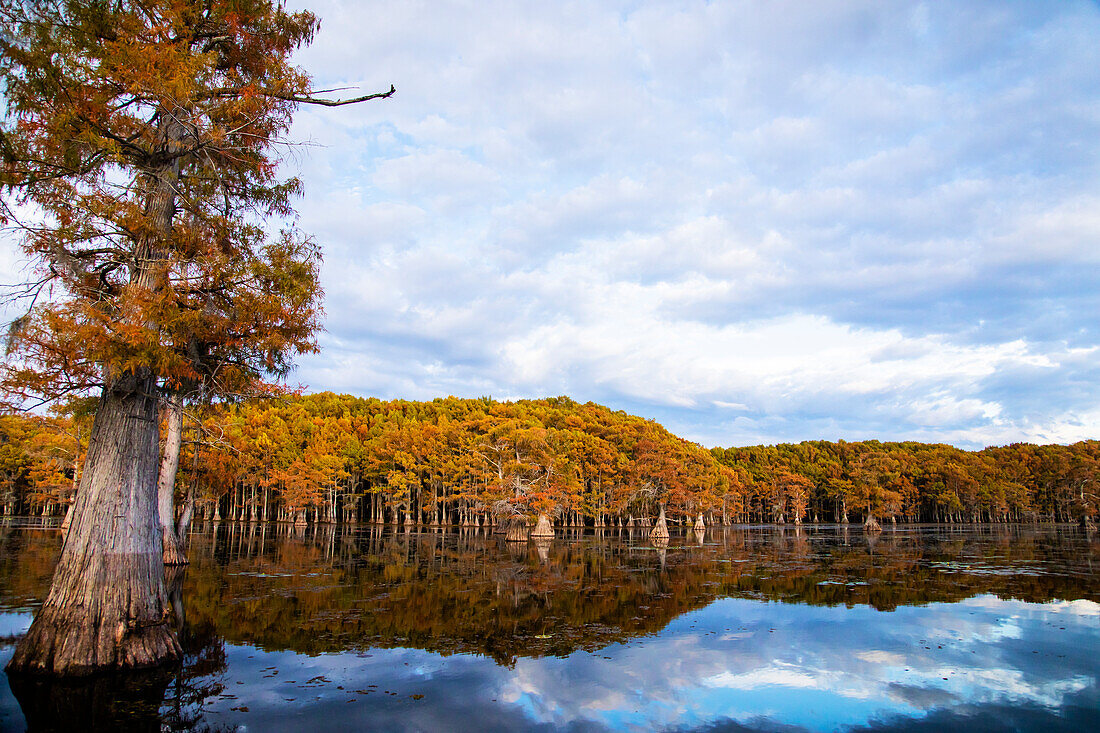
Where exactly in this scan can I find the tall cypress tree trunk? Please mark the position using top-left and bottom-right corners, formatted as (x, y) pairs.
(158, 393), (187, 565)
(5, 373), (181, 675)
(8, 113), (184, 676)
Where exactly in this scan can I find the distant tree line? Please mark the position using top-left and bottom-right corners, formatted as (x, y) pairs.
(1, 393), (1097, 527)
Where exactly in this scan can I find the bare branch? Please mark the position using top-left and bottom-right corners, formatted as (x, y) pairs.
(270, 83), (396, 107)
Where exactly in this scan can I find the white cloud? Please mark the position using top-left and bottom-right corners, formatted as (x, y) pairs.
(280, 0), (1100, 446)
(6, 0), (1100, 447)
(705, 665), (826, 691)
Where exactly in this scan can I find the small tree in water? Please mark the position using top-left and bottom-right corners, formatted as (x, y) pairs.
(0, 1), (391, 675)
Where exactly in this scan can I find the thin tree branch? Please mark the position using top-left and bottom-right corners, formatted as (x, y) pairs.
(269, 84), (396, 107)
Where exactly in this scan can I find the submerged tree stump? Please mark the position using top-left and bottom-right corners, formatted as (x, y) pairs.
(650, 505), (670, 541)
(500, 513), (527, 541)
(530, 513), (554, 538)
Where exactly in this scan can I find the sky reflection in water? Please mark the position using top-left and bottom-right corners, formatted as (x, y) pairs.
(0, 524), (1097, 732)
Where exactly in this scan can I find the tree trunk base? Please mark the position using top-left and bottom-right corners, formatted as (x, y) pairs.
(5, 598), (180, 677)
(863, 515), (882, 532)
(650, 517), (669, 541)
(693, 514), (705, 531)
(530, 513), (554, 538)
(161, 527), (189, 566)
(8, 376), (180, 677)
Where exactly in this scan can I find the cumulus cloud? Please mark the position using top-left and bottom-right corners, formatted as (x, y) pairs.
(276, 0), (1100, 447)
(279, 0), (1100, 444)
(5, 1), (1099, 448)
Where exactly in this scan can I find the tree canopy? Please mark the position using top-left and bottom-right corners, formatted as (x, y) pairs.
(0, 0), (331, 405)
(5, 393), (1093, 528)
(0, 0), (392, 676)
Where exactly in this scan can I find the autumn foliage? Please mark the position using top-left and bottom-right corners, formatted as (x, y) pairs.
(0, 1), (325, 404)
(4, 394), (1097, 528)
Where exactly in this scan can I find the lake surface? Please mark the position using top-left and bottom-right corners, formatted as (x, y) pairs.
(0, 522), (1097, 732)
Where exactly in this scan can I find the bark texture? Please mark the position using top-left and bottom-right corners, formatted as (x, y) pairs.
(650, 504), (670, 541)
(530, 513), (554, 538)
(157, 394), (188, 565)
(503, 514), (528, 542)
(5, 375), (181, 676)
(175, 488), (194, 545)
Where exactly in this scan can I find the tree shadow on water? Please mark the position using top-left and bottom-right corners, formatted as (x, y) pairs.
(8, 666), (175, 733)
(8, 565), (232, 733)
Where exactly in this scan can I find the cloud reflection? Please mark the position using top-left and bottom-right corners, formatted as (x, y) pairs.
(136, 594), (1097, 732)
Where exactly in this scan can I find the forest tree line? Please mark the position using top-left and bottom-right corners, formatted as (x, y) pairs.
(1, 393), (1097, 528)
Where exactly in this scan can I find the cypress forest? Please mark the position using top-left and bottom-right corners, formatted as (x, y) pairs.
(1, 393), (1096, 531)
(0, 7), (1097, 733)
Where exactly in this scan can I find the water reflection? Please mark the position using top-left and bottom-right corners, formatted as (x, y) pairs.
(1, 523), (1097, 731)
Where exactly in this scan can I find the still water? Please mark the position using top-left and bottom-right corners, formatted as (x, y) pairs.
(0, 522), (1097, 732)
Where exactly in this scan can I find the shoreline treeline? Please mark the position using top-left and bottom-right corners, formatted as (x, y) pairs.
(1, 393), (1097, 526)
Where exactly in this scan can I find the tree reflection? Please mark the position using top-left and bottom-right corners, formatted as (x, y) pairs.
(160, 566), (230, 732)
(9, 667), (176, 733)
(6, 564), (231, 732)
(2, 525), (1098, 674)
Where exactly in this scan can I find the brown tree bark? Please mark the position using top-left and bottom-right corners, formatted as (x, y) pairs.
(9, 122), (184, 674)
(530, 513), (554, 538)
(175, 487), (194, 545)
(5, 374), (181, 676)
(157, 393), (188, 565)
(650, 503), (670, 541)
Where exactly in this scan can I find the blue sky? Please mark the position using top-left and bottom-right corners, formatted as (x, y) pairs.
(278, 0), (1100, 450)
(6, 1), (1097, 449)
